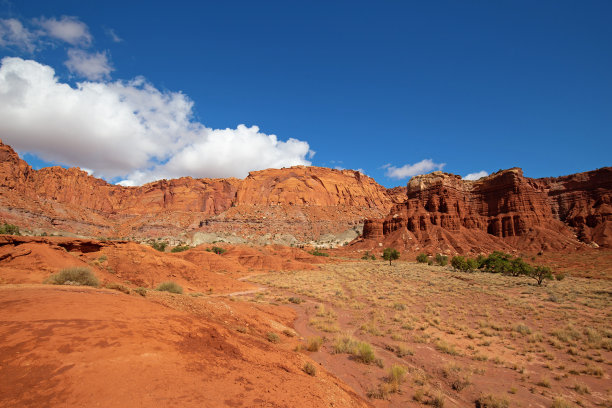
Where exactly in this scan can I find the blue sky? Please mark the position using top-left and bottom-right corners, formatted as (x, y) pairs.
(1, 1), (610, 187)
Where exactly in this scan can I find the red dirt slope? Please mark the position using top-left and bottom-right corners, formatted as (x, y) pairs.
(0, 285), (369, 408)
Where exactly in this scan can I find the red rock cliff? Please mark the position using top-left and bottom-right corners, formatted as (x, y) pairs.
(0, 139), (393, 244)
(362, 167), (611, 253)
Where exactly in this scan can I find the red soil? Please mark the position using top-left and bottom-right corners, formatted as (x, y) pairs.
(0, 285), (369, 408)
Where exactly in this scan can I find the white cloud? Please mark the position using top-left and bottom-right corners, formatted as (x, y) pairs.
(0, 57), (312, 185)
(463, 170), (488, 180)
(0, 18), (36, 52)
(36, 16), (92, 46)
(105, 28), (122, 43)
(384, 159), (445, 179)
(65, 49), (113, 80)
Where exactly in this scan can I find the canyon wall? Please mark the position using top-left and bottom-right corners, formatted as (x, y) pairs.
(0, 139), (393, 245)
(362, 167), (611, 253)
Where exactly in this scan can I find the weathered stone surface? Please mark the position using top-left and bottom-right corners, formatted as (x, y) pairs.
(0, 139), (393, 243)
(362, 167), (612, 253)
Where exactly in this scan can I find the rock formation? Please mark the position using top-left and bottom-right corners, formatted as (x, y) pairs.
(362, 167), (611, 253)
(0, 139), (394, 244)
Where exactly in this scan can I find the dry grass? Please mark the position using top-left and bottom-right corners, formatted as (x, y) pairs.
(249, 259), (612, 407)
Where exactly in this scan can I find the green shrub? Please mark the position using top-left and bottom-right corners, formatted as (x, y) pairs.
(416, 253), (429, 263)
(451, 256), (470, 271)
(171, 245), (191, 253)
(267, 332), (280, 343)
(151, 241), (167, 252)
(208, 246), (226, 255)
(303, 362), (316, 376)
(435, 253), (448, 266)
(45, 267), (99, 287)
(0, 222), (20, 235)
(288, 296), (303, 304)
(309, 249), (329, 257)
(155, 281), (183, 294)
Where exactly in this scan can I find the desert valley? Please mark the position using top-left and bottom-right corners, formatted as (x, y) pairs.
(0, 137), (610, 408)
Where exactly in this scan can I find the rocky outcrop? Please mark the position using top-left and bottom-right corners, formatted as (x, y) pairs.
(0, 139), (394, 244)
(362, 167), (612, 253)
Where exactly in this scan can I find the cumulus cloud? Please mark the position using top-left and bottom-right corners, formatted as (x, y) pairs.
(463, 170), (488, 180)
(0, 57), (312, 185)
(0, 18), (36, 52)
(384, 159), (445, 179)
(36, 16), (92, 46)
(65, 49), (113, 80)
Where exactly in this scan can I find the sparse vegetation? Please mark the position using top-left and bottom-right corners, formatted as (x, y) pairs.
(309, 249), (329, 257)
(206, 246), (226, 255)
(475, 394), (509, 408)
(417, 253), (429, 263)
(105, 283), (130, 294)
(155, 281), (183, 294)
(0, 222), (20, 235)
(171, 245), (191, 253)
(435, 253), (448, 266)
(150, 241), (167, 252)
(266, 332), (280, 343)
(45, 266), (99, 287)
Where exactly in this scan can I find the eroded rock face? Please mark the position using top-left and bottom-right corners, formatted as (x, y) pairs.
(363, 167), (612, 253)
(0, 140), (393, 243)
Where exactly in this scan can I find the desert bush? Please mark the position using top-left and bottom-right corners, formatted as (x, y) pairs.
(386, 364), (407, 391)
(309, 249), (329, 257)
(155, 281), (183, 294)
(306, 336), (323, 352)
(475, 394), (509, 408)
(150, 241), (167, 252)
(133, 287), (147, 297)
(355, 341), (376, 364)
(171, 245), (191, 253)
(416, 253), (429, 263)
(435, 253), (448, 266)
(46, 266), (99, 287)
(206, 246), (226, 255)
(451, 255), (473, 272)
(288, 296), (303, 304)
(0, 222), (20, 235)
(361, 251), (376, 260)
(266, 332), (280, 343)
(550, 397), (575, 408)
(435, 340), (460, 355)
(514, 324), (532, 335)
(382, 248), (400, 265)
(105, 283), (130, 294)
(303, 362), (316, 376)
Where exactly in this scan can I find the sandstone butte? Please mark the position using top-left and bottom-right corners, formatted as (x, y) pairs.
(0, 139), (397, 245)
(361, 167), (611, 254)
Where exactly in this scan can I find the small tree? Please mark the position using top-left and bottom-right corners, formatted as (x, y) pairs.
(383, 248), (400, 265)
(529, 266), (553, 286)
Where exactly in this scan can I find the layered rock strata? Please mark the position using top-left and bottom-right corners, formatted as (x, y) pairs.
(362, 167), (611, 253)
